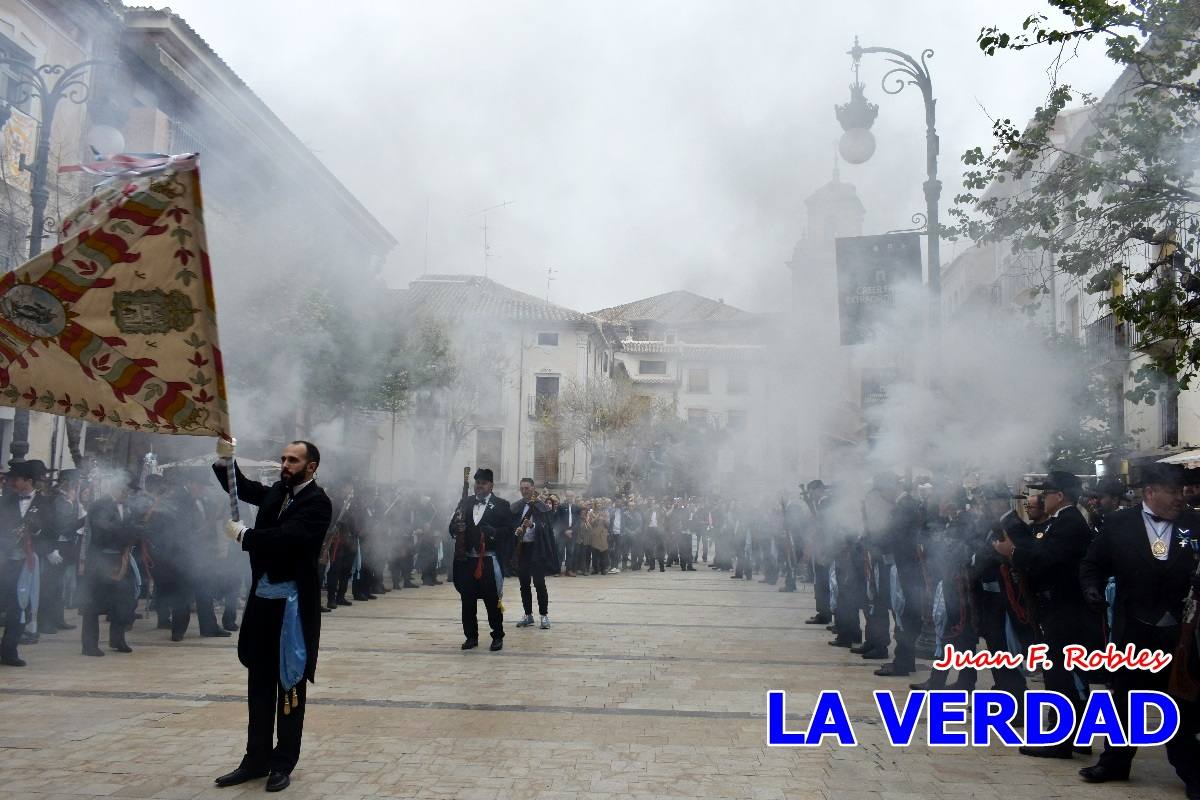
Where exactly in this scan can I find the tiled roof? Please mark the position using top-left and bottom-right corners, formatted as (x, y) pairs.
(400, 275), (597, 324)
(590, 290), (754, 324)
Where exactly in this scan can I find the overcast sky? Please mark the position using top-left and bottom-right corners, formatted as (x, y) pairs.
(159, 0), (1120, 314)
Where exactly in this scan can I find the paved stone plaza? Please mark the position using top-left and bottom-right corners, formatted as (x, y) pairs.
(0, 567), (1184, 799)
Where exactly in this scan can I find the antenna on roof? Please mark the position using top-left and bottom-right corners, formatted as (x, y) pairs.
(545, 266), (557, 301)
(469, 199), (515, 278)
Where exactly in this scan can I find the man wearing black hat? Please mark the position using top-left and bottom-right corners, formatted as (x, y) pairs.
(0, 460), (62, 664)
(1077, 463), (1200, 795)
(1085, 476), (1128, 534)
(33, 464), (76, 637)
(992, 469), (1102, 759)
(802, 480), (833, 622)
(79, 473), (140, 657)
(448, 468), (512, 651)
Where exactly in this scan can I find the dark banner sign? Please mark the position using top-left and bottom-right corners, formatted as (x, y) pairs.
(835, 233), (922, 345)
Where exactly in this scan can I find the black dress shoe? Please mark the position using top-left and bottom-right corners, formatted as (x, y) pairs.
(82, 647), (104, 657)
(1079, 764), (1128, 783)
(110, 643), (132, 653)
(170, 632), (184, 642)
(403, 580), (419, 588)
(1019, 745), (1073, 759)
(490, 637), (503, 651)
(828, 638), (856, 648)
(265, 772), (290, 792)
(1, 655), (26, 666)
(874, 664), (912, 677)
(214, 767), (268, 787)
(860, 649), (888, 660)
(224, 623), (239, 632)
(908, 680), (930, 690)
(849, 644), (869, 654)
(365, 593), (379, 600)
(319, 606), (332, 613)
(1073, 745), (1092, 755)
(201, 629), (232, 638)
(336, 597), (352, 606)
(805, 614), (831, 625)
(461, 638), (478, 650)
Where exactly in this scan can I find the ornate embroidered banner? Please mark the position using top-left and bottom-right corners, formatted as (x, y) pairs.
(0, 154), (230, 439)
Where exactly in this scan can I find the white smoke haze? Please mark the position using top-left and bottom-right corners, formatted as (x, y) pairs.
(861, 282), (1083, 478)
(96, 1), (1124, 506)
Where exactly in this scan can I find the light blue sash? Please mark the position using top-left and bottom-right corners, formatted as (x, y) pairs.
(255, 575), (307, 690)
(17, 555), (38, 626)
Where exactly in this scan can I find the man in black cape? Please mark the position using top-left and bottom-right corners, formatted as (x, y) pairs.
(448, 468), (512, 651)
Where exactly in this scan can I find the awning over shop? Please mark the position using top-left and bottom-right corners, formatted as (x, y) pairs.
(1157, 449), (1200, 465)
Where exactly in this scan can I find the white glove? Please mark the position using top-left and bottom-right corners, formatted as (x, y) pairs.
(47, 549), (63, 566)
(225, 520), (248, 542)
(216, 437), (237, 459)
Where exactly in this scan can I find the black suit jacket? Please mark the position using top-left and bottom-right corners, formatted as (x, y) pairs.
(553, 504), (584, 537)
(0, 491), (68, 559)
(1012, 503), (1101, 648)
(213, 462), (332, 683)
(512, 497), (559, 572)
(448, 494), (513, 559)
(1080, 505), (1200, 647)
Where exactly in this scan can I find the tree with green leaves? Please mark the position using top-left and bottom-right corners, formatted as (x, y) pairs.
(954, 0), (1200, 402)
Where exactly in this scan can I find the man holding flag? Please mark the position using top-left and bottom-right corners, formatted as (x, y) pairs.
(213, 439), (332, 793)
(0, 150), (335, 790)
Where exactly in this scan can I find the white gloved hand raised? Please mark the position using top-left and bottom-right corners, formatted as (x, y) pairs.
(47, 549), (63, 566)
(216, 437), (237, 459)
(225, 520), (248, 542)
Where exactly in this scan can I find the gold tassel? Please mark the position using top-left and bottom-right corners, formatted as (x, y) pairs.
(291, 688), (299, 709)
(282, 693), (291, 716)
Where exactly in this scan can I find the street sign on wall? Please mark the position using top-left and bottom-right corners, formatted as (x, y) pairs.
(835, 233), (922, 345)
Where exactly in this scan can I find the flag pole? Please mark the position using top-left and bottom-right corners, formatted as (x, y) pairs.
(221, 454), (240, 523)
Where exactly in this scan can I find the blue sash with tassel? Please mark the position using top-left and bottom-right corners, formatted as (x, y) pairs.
(255, 575), (307, 690)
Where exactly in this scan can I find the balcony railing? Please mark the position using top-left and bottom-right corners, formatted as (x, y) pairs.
(528, 394), (559, 418)
(1083, 313), (1130, 363)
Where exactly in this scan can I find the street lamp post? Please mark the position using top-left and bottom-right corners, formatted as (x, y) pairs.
(0, 59), (101, 464)
(835, 37), (942, 329)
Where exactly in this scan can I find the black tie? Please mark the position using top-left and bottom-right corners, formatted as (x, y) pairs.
(279, 489), (294, 519)
(1149, 513), (1167, 524)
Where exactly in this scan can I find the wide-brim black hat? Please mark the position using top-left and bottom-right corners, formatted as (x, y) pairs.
(8, 459), (48, 481)
(1137, 463), (1186, 489)
(1085, 476), (1127, 498)
(1027, 470), (1082, 495)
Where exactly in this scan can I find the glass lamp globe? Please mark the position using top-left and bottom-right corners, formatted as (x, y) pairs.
(839, 128), (876, 165)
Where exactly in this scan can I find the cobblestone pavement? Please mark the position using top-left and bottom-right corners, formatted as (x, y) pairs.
(0, 566), (1184, 799)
